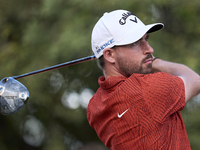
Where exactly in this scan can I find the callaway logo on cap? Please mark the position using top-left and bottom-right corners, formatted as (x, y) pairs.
(91, 9), (164, 58)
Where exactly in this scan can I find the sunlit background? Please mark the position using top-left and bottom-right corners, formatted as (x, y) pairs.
(1, 0), (200, 150)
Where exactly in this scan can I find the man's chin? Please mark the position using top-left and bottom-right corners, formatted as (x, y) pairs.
(142, 70), (152, 74)
(141, 65), (152, 74)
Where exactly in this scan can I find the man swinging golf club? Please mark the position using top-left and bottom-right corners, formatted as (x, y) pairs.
(87, 9), (200, 149)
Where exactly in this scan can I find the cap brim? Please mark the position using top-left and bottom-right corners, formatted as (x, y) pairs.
(115, 23), (164, 46)
(147, 23), (164, 33)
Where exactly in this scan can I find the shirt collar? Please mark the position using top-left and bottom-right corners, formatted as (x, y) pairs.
(98, 76), (127, 90)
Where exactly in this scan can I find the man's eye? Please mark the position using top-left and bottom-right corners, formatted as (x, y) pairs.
(145, 35), (149, 42)
(132, 41), (139, 46)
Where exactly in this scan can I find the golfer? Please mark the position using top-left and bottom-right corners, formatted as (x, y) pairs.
(87, 9), (200, 150)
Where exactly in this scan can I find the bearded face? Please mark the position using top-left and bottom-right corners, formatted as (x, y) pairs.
(116, 53), (153, 77)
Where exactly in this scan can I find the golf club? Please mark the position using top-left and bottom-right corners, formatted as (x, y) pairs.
(0, 55), (96, 115)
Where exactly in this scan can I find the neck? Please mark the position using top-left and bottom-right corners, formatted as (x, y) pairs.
(103, 65), (124, 79)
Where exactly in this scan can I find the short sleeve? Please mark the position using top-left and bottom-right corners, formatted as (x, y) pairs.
(123, 72), (185, 123)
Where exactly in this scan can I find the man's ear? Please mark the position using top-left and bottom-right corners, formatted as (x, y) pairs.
(103, 48), (115, 63)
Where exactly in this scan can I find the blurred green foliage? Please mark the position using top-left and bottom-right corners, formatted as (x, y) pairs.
(1, 0), (200, 149)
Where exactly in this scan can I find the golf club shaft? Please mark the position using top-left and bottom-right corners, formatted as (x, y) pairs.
(12, 55), (96, 80)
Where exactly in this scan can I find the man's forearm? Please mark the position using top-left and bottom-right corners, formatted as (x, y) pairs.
(152, 58), (200, 102)
(152, 59), (193, 76)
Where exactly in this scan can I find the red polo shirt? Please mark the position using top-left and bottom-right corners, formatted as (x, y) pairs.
(87, 72), (191, 150)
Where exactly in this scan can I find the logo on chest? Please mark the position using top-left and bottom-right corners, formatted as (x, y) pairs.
(117, 109), (129, 118)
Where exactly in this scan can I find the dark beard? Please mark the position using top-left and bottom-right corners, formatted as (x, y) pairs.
(117, 54), (153, 77)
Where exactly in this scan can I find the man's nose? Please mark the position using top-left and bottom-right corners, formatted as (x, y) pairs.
(143, 41), (154, 54)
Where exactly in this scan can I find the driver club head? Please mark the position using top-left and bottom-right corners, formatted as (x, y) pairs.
(0, 77), (29, 115)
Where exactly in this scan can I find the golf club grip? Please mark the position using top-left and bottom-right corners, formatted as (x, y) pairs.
(12, 55), (96, 80)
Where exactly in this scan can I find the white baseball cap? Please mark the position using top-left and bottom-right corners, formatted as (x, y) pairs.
(91, 10), (164, 58)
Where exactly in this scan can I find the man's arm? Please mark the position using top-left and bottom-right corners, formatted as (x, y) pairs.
(152, 58), (200, 103)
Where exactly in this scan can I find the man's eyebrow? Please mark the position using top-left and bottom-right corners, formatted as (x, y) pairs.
(138, 34), (149, 41)
(144, 34), (149, 39)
